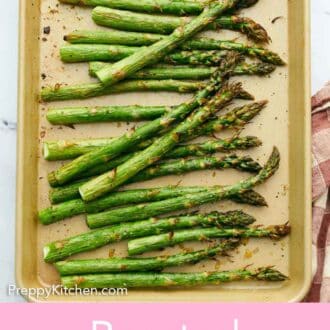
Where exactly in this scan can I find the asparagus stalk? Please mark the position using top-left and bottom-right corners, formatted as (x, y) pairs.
(61, 267), (287, 288)
(43, 211), (257, 262)
(49, 180), (85, 204)
(48, 54), (240, 185)
(79, 82), (245, 201)
(92, 7), (269, 43)
(41, 185), (266, 225)
(127, 155), (262, 184)
(86, 147), (279, 228)
(41, 79), (205, 102)
(61, 44), (232, 65)
(44, 138), (155, 162)
(182, 39), (285, 65)
(64, 29), (165, 45)
(167, 136), (262, 158)
(45, 135), (261, 162)
(44, 101), (265, 160)
(59, 0), (259, 16)
(65, 30), (283, 64)
(88, 62), (275, 80)
(128, 224), (290, 255)
(93, 1), (251, 85)
(89, 63), (214, 79)
(55, 239), (240, 275)
(46, 105), (171, 125)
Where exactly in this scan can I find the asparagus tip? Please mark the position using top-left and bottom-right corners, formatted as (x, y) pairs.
(268, 223), (291, 239)
(256, 99), (269, 108)
(238, 89), (254, 100)
(254, 267), (288, 281)
(257, 146), (281, 181)
(255, 63), (276, 75)
(237, 17), (271, 43)
(245, 136), (263, 147)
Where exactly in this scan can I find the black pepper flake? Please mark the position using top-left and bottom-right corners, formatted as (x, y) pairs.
(41, 73), (46, 80)
(271, 16), (283, 24)
(43, 26), (50, 34)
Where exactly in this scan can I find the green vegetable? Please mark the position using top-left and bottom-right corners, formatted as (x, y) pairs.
(86, 147), (280, 228)
(43, 210), (257, 262)
(55, 239), (240, 275)
(60, 267), (287, 289)
(79, 82), (245, 201)
(128, 224), (290, 255)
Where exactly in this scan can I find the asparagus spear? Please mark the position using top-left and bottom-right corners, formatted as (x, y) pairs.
(55, 239), (240, 275)
(59, 0), (259, 16)
(41, 185), (266, 225)
(46, 105), (171, 125)
(45, 135), (261, 162)
(93, 1), (252, 85)
(92, 7), (269, 43)
(61, 44), (232, 65)
(41, 184), (266, 225)
(41, 79), (205, 102)
(167, 136), (262, 158)
(126, 155), (262, 184)
(65, 30), (283, 64)
(128, 225), (290, 255)
(86, 147), (279, 228)
(61, 267), (287, 288)
(48, 54), (239, 185)
(44, 138), (155, 163)
(49, 180), (86, 204)
(182, 39), (285, 65)
(79, 82), (245, 201)
(44, 101), (265, 160)
(44, 211), (257, 262)
(88, 62), (275, 80)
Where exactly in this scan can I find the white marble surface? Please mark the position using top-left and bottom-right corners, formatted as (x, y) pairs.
(0, 1), (329, 302)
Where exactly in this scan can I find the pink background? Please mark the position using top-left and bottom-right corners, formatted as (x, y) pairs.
(0, 303), (328, 329)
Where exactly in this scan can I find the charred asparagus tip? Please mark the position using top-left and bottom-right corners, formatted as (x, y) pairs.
(237, 89), (255, 100)
(258, 146), (281, 179)
(257, 99), (269, 107)
(257, 63), (276, 74)
(268, 224), (291, 239)
(241, 17), (271, 44)
(254, 267), (288, 281)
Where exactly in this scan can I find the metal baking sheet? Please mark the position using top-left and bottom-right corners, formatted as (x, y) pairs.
(16, 0), (311, 302)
